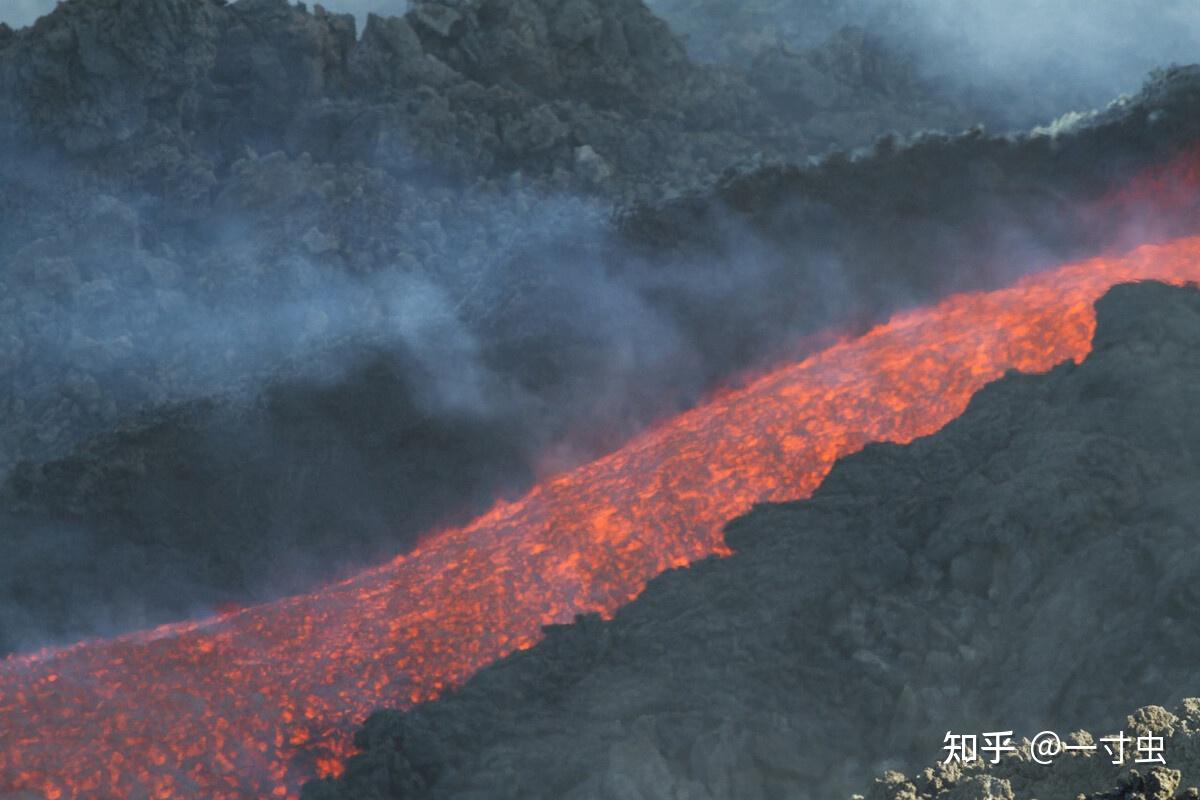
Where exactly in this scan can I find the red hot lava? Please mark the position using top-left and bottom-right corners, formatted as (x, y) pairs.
(3, 242), (1200, 798)
(2, 235), (1200, 796)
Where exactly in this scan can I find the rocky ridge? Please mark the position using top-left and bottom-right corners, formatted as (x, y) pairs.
(0, 0), (964, 207)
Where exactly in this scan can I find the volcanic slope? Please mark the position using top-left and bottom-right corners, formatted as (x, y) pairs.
(304, 280), (1200, 800)
(5, 67), (1200, 657)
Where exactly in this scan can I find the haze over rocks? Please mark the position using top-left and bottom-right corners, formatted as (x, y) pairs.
(0, 0), (977, 490)
(644, 0), (1200, 130)
(0, 0), (976, 650)
(1, 0), (1199, 657)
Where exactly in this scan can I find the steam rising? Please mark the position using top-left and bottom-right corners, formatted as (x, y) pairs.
(885, 0), (1199, 123)
(1, 0), (1198, 653)
(639, 0), (1200, 126)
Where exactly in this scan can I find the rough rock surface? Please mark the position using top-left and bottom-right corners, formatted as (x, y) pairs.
(616, 65), (1200, 392)
(0, 0), (966, 205)
(302, 281), (1200, 800)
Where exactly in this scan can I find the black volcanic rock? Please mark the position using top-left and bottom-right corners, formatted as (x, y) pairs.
(612, 66), (1200, 394)
(301, 281), (1200, 800)
(0, 0), (964, 203)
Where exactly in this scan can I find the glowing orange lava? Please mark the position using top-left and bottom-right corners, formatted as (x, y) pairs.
(3, 138), (1200, 799)
(1, 234), (1198, 799)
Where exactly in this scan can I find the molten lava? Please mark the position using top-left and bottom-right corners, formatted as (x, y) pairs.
(5, 136), (1200, 799)
(2, 236), (1199, 799)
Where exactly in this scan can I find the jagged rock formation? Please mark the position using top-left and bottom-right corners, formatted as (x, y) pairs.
(0, 0), (965, 205)
(625, 64), (1200, 256)
(302, 281), (1200, 800)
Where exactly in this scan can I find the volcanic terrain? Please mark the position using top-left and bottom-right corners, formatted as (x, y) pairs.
(3, 0), (1200, 656)
(304, 279), (1200, 799)
(2, 2), (1200, 800)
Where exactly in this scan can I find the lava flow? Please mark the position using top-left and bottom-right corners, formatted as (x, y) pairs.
(4, 234), (1200, 798)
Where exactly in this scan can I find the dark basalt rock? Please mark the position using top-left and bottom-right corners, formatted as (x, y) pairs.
(0, 0), (958, 202)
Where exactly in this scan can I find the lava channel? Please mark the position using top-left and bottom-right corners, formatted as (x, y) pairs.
(3, 246), (1200, 796)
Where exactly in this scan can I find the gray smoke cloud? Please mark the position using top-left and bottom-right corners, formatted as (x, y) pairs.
(640, 0), (1200, 126)
(0, 138), (716, 654)
(891, 0), (1200, 122)
(2, 0), (1198, 656)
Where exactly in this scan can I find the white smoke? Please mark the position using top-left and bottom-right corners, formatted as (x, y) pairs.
(639, 0), (1200, 126)
(894, 0), (1200, 114)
